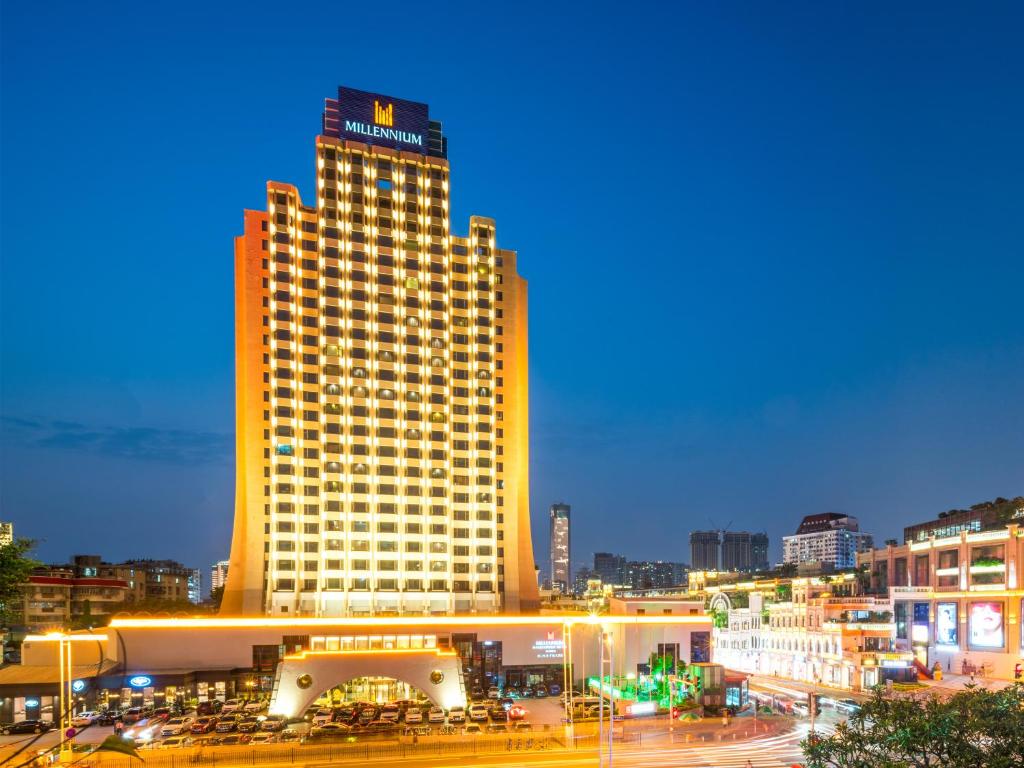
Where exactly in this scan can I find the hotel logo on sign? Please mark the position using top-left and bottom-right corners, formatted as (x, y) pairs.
(374, 100), (394, 127)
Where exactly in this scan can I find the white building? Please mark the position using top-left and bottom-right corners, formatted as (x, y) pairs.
(782, 513), (873, 570)
(711, 576), (913, 692)
(210, 560), (230, 591)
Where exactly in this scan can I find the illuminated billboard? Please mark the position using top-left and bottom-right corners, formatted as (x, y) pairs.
(969, 602), (1004, 649)
(935, 603), (957, 646)
(325, 86), (430, 155)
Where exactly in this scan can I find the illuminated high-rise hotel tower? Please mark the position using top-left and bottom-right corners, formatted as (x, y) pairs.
(222, 86), (538, 616)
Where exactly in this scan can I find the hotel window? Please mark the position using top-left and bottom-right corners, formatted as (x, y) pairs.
(914, 554), (930, 586)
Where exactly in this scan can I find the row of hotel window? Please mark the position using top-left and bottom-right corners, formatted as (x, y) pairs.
(274, 535), (492, 549)
(273, 579), (494, 592)
(270, 525), (495, 542)
(270, 444), (499, 459)
(897, 600), (1024, 650)
(274, 559), (496, 572)
(267, 506), (503, 520)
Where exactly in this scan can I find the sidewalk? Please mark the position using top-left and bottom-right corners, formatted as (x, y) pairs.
(915, 670), (1014, 694)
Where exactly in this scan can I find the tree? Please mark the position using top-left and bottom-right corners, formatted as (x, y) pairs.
(0, 538), (40, 628)
(803, 683), (1024, 768)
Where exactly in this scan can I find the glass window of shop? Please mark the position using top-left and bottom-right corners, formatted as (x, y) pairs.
(894, 601), (908, 640)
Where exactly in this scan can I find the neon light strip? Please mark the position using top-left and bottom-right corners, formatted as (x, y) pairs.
(109, 615), (711, 629)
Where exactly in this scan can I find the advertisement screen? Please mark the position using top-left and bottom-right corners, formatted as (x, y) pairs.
(935, 603), (957, 646)
(969, 602), (1004, 648)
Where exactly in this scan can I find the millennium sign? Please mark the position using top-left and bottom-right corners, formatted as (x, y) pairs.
(329, 86), (430, 154)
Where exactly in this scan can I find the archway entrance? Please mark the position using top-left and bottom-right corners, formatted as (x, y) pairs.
(312, 677), (429, 706)
(269, 648), (464, 718)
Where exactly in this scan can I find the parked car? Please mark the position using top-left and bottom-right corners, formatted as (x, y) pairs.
(72, 712), (99, 727)
(487, 723), (508, 733)
(447, 706), (466, 724)
(191, 716), (219, 734)
(197, 700), (223, 716)
(218, 734), (251, 746)
(379, 704), (400, 723)
(96, 711), (121, 726)
(161, 717), (194, 736)
(249, 732), (277, 744)
(514, 721), (532, 732)
(489, 707), (508, 723)
(159, 736), (192, 749)
(243, 700), (264, 713)
(221, 700), (241, 714)
(487, 687), (500, 699)
(404, 709), (423, 724)
(533, 685), (548, 698)
(215, 716), (239, 733)
(427, 707), (446, 724)
(357, 707), (378, 725)
(279, 729), (301, 742)
(236, 717), (261, 733)
(366, 720), (398, 733)
(1, 720), (52, 735)
(309, 722), (351, 738)
(505, 686), (520, 698)
(335, 706), (358, 725)
(469, 704), (489, 722)
(464, 723), (483, 735)
(261, 715), (286, 732)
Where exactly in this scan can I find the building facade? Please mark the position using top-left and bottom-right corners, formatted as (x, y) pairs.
(751, 533), (769, 572)
(858, 522), (1024, 680)
(721, 532), (752, 572)
(782, 514), (873, 570)
(549, 503), (571, 594)
(18, 556), (200, 630)
(690, 531), (720, 571)
(0, 521), (12, 546)
(711, 577), (913, 692)
(211, 560), (230, 592)
(222, 86), (538, 617)
(593, 552), (626, 587)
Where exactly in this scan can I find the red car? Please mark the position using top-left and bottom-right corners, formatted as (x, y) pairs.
(191, 716), (219, 734)
(508, 705), (527, 721)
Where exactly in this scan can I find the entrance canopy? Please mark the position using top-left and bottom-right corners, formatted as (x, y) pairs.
(269, 648), (464, 717)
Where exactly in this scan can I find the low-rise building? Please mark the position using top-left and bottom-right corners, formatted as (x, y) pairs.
(858, 521), (1024, 680)
(710, 574), (913, 691)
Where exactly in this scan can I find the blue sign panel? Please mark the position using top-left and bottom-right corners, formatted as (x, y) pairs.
(72, 680), (86, 693)
(329, 86), (430, 154)
(128, 675), (152, 688)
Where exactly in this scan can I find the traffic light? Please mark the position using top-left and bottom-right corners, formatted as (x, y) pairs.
(1015, 662), (1022, 680)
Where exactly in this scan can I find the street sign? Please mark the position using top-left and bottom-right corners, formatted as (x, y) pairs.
(65, 727), (76, 739)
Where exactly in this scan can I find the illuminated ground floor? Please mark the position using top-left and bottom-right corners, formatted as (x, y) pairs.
(1, 602), (712, 723)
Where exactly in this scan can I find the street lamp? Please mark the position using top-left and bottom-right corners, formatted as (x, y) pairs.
(24, 633), (108, 763)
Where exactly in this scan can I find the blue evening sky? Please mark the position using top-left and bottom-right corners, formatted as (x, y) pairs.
(2, 1), (1022, 582)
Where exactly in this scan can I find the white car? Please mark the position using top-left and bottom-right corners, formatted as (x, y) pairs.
(380, 704), (400, 723)
(161, 717), (195, 737)
(404, 709), (423, 724)
(427, 707), (446, 724)
(469, 704), (489, 723)
(792, 701), (809, 717)
(243, 701), (264, 713)
(221, 700), (241, 714)
(487, 687), (500, 699)
(448, 706), (466, 724)
(159, 736), (192, 749)
(312, 708), (334, 727)
(71, 712), (98, 727)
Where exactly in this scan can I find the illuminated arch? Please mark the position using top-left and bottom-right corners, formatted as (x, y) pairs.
(269, 648), (464, 717)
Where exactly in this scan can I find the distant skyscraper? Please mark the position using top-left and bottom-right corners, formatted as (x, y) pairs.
(188, 569), (202, 604)
(782, 513), (874, 570)
(211, 560), (230, 592)
(593, 552), (627, 586)
(751, 532), (770, 571)
(690, 531), (720, 571)
(721, 532), (752, 572)
(549, 503), (571, 594)
(0, 521), (13, 546)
